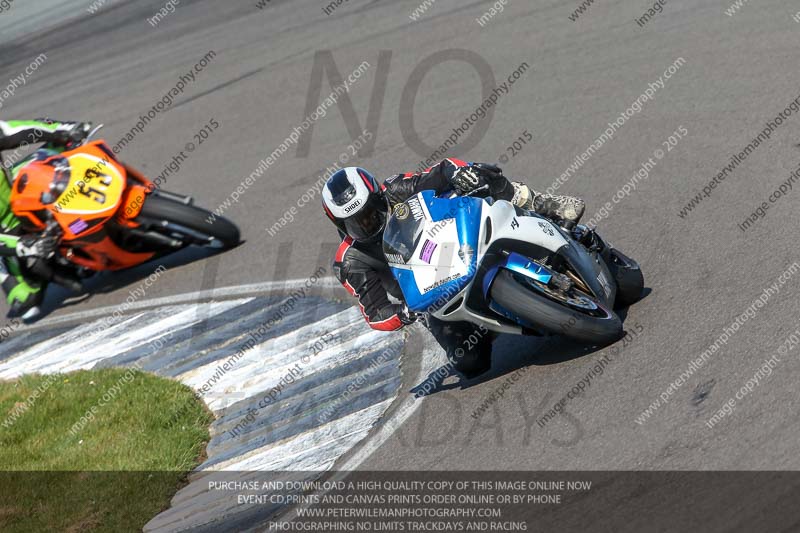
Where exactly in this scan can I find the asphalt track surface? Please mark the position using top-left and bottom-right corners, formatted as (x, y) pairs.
(3, 0), (800, 501)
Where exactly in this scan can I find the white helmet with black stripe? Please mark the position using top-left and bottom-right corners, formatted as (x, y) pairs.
(322, 167), (388, 241)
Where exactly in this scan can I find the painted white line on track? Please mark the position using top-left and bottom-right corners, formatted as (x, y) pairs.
(269, 331), (447, 531)
(0, 299), (251, 379)
(338, 337), (443, 470)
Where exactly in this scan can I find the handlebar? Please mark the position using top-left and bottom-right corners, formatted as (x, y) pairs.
(444, 185), (490, 200)
(81, 123), (104, 146)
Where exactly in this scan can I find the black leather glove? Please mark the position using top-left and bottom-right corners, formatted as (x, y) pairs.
(471, 162), (503, 176)
(449, 163), (511, 199)
(449, 166), (484, 196)
(16, 233), (59, 260)
(470, 162), (512, 199)
(397, 304), (421, 325)
(53, 122), (93, 148)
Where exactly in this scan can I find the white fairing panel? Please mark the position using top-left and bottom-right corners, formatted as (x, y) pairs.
(478, 200), (569, 259)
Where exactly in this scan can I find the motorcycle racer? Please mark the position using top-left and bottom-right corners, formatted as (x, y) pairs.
(322, 159), (586, 378)
(0, 119), (93, 320)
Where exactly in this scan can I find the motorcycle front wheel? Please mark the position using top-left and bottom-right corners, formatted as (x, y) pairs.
(137, 193), (241, 249)
(489, 269), (622, 344)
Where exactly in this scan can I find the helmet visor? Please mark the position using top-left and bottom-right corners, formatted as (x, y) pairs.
(344, 204), (386, 241)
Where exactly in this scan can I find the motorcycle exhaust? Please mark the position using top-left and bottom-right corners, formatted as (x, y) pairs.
(27, 259), (83, 292)
(127, 228), (183, 249)
(151, 189), (194, 205)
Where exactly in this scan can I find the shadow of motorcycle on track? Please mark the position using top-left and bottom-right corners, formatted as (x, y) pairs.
(37, 244), (241, 319)
(409, 291), (652, 398)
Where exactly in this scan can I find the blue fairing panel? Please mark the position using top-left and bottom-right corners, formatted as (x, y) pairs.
(481, 252), (555, 329)
(420, 191), (482, 255)
(391, 266), (471, 312)
(392, 191), (483, 312)
(482, 251), (553, 299)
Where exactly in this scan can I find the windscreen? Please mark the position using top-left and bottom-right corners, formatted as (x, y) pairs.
(382, 201), (425, 264)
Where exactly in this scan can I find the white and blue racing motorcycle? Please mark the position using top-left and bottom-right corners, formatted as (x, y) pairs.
(383, 190), (643, 344)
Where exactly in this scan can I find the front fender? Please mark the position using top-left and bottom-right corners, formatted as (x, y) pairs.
(482, 251), (552, 299)
(481, 238), (616, 309)
(556, 238), (616, 307)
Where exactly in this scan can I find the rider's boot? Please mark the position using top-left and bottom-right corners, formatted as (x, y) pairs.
(510, 183), (585, 227)
(510, 181), (534, 209)
(1, 258), (44, 321)
(533, 190), (585, 227)
(427, 317), (492, 380)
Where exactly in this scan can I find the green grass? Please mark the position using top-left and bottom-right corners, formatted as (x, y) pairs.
(0, 368), (214, 532)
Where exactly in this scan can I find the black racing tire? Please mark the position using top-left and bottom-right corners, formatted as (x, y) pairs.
(138, 193), (240, 249)
(608, 248), (644, 308)
(490, 269), (622, 345)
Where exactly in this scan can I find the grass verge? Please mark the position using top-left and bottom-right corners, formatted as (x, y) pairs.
(0, 368), (213, 532)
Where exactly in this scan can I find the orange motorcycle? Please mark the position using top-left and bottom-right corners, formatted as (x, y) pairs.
(7, 126), (240, 289)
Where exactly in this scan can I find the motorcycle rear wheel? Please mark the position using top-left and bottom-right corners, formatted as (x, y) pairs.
(490, 269), (622, 344)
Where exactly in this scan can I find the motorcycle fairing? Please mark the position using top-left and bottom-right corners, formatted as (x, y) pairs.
(386, 191), (482, 312)
(55, 152), (124, 217)
(385, 189), (619, 335)
(10, 141), (156, 270)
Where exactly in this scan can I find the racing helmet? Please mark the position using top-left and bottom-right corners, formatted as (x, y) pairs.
(322, 167), (387, 241)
